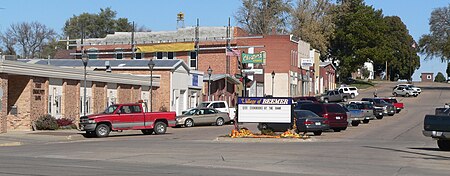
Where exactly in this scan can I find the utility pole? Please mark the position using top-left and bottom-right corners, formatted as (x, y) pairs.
(131, 21), (135, 59)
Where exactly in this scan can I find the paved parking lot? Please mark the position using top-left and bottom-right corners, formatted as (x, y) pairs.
(1, 82), (450, 176)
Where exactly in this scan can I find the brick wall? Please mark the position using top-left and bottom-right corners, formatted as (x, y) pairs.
(7, 75), (31, 131)
(92, 82), (107, 114)
(0, 74), (8, 133)
(62, 79), (80, 121)
(118, 84), (132, 103)
(131, 86), (141, 103)
(30, 77), (48, 128)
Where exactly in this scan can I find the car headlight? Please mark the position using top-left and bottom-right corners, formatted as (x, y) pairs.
(87, 119), (96, 123)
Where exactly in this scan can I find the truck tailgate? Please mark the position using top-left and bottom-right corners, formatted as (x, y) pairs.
(424, 115), (450, 132)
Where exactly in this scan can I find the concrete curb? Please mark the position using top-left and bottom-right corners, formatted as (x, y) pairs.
(214, 136), (314, 143)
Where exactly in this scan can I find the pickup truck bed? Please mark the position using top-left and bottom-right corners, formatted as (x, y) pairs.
(423, 109), (450, 151)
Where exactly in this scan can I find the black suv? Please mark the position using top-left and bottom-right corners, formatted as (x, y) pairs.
(361, 98), (396, 116)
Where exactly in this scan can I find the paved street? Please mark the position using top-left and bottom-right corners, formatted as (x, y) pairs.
(1, 82), (450, 176)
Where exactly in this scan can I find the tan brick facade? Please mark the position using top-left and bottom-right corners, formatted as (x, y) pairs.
(92, 82), (107, 114)
(0, 74), (8, 133)
(62, 79), (80, 121)
(118, 84), (132, 103)
(30, 77), (48, 127)
(7, 75), (32, 131)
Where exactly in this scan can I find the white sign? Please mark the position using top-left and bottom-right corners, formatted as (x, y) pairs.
(237, 97), (292, 123)
(301, 58), (313, 68)
(242, 69), (263, 75)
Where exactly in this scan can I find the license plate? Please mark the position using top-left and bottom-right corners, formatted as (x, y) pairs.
(315, 122), (321, 125)
(336, 116), (341, 119)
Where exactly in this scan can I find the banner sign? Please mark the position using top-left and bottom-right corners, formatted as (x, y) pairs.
(237, 97), (292, 123)
(242, 53), (264, 64)
(192, 74), (198, 87)
(301, 58), (313, 68)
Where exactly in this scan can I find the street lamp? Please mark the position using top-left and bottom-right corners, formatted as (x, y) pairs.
(148, 59), (155, 112)
(271, 71), (275, 96)
(207, 66), (213, 101)
(81, 53), (89, 116)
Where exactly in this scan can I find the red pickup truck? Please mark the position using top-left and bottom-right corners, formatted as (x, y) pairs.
(79, 103), (176, 137)
(381, 97), (404, 113)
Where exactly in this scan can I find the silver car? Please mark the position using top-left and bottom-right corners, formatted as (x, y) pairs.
(175, 108), (230, 127)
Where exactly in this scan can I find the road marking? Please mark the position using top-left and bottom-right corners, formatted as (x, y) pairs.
(0, 142), (22, 147)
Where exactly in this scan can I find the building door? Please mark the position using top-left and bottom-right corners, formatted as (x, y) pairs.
(178, 90), (186, 115)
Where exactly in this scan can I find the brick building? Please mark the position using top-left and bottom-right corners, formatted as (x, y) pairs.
(0, 59), (159, 133)
(421, 72), (434, 82)
(21, 59), (203, 116)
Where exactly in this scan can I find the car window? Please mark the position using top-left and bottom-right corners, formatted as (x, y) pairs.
(344, 88), (348, 91)
(339, 89), (344, 93)
(104, 105), (118, 114)
(119, 105), (132, 114)
(184, 109), (198, 115)
(349, 88), (357, 91)
(131, 105), (142, 113)
(294, 110), (319, 118)
(347, 104), (358, 109)
(213, 102), (226, 108)
(328, 91), (333, 96)
(334, 90), (339, 94)
(199, 102), (210, 108)
(300, 104), (324, 115)
(196, 109), (205, 115)
(205, 109), (216, 114)
(326, 104), (346, 113)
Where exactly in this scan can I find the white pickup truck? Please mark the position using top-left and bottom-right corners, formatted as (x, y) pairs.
(199, 101), (236, 120)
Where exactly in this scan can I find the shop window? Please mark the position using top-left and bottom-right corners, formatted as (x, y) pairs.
(55, 95), (62, 115)
(168, 52), (174, 59)
(190, 51), (197, 69)
(115, 48), (123, 59)
(156, 52), (175, 59)
(135, 53), (143, 59)
(156, 52), (163, 59)
(87, 48), (98, 59)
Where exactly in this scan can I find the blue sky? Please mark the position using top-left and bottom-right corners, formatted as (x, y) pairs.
(0, 0), (448, 81)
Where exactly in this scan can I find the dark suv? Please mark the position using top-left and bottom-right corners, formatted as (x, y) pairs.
(298, 103), (348, 132)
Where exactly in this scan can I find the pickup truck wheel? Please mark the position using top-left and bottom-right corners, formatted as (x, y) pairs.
(185, 119), (194, 127)
(95, 124), (110, 138)
(351, 121), (360, 126)
(362, 119), (370, 124)
(216, 117), (224, 126)
(141, 129), (154, 135)
(324, 99), (329, 103)
(437, 140), (450, 151)
(313, 131), (322, 136)
(154, 122), (167, 135)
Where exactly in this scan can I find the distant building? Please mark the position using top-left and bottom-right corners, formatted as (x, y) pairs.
(421, 72), (434, 82)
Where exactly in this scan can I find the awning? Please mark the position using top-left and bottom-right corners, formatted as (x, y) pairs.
(136, 42), (195, 52)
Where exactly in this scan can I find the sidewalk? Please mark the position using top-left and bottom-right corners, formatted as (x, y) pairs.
(0, 129), (83, 147)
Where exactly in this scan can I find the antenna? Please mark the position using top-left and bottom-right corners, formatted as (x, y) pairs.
(177, 12), (185, 29)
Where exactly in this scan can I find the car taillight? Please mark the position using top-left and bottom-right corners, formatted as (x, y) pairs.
(323, 113), (329, 118)
(304, 120), (314, 125)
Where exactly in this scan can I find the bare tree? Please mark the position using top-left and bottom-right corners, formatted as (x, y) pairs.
(291, 0), (335, 58)
(419, 4), (450, 62)
(7, 22), (56, 58)
(0, 30), (17, 55)
(234, 0), (292, 35)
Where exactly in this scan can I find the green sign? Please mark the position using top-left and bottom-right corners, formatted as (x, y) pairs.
(242, 53), (264, 64)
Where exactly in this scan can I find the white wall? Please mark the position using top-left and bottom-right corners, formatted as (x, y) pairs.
(171, 67), (190, 115)
(49, 78), (63, 118)
(80, 81), (92, 115)
(264, 73), (289, 97)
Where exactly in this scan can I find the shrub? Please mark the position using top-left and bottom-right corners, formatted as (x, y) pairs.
(35, 114), (58, 130)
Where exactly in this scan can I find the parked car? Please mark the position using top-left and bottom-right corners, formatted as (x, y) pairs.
(175, 108), (230, 127)
(392, 86), (418, 97)
(79, 103), (176, 137)
(381, 97), (404, 113)
(318, 90), (350, 103)
(298, 103), (348, 132)
(395, 84), (421, 94)
(338, 86), (359, 99)
(294, 100), (315, 109)
(257, 110), (330, 136)
(423, 107), (450, 151)
(344, 104), (366, 126)
(199, 101), (235, 120)
(293, 96), (319, 103)
(348, 101), (377, 122)
(361, 98), (396, 116)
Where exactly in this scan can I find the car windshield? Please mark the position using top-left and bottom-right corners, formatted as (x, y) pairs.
(103, 105), (119, 114)
(199, 102), (210, 108)
(183, 109), (198, 115)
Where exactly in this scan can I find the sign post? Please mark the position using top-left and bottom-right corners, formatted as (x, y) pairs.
(237, 97), (292, 123)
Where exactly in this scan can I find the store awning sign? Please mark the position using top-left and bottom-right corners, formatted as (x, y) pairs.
(242, 53), (264, 64)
